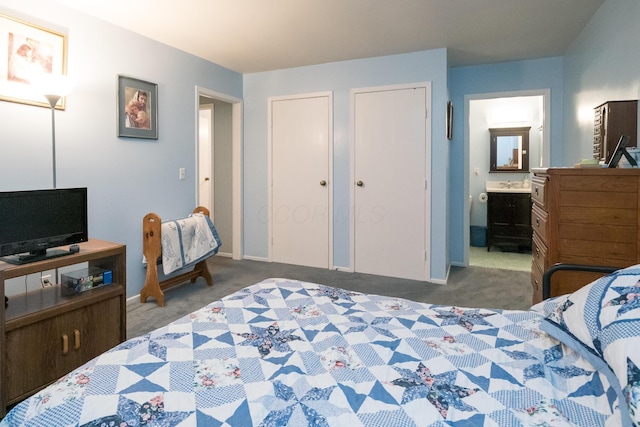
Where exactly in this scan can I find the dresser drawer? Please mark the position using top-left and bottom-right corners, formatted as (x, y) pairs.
(531, 177), (547, 208)
(532, 232), (549, 273)
(531, 261), (544, 304)
(531, 204), (548, 242)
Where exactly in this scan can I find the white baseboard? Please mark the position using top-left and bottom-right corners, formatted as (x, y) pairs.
(242, 255), (269, 262)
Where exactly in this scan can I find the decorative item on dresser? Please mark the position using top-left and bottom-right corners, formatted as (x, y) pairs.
(0, 239), (126, 416)
(530, 167), (640, 303)
(593, 100), (638, 163)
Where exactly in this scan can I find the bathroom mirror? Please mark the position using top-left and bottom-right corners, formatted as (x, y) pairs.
(489, 126), (531, 172)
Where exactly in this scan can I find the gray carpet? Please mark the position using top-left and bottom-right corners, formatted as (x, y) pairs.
(126, 256), (532, 339)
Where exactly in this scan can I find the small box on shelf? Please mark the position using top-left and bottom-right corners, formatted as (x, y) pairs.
(61, 266), (112, 296)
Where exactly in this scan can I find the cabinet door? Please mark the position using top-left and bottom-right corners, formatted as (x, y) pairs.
(488, 194), (511, 227)
(5, 296), (122, 403)
(512, 194), (533, 236)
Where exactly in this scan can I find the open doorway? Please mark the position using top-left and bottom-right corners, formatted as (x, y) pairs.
(196, 87), (243, 260)
(464, 90), (550, 270)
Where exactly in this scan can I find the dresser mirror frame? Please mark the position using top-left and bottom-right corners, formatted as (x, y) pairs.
(489, 126), (531, 173)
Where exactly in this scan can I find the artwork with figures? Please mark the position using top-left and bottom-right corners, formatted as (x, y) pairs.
(117, 75), (158, 139)
(0, 12), (67, 108)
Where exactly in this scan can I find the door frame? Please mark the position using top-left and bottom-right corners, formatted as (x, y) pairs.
(350, 82), (431, 280)
(462, 89), (549, 267)
(267, 91), (334, 267)
(195, 86), (243, 260)
(198, 103), (214, 214)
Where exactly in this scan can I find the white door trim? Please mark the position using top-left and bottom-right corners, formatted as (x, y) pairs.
(267, 91), (334, 268)
(462, 89), (549, 267)
(195, 86), (243, 260)
(350, 82), (432, 279)
(198, 104), (214, 214)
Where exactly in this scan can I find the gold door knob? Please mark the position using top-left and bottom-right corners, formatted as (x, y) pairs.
(204, 177), (210, 181)
(320, 180), (327, 186)
(356, 180), (363, 187)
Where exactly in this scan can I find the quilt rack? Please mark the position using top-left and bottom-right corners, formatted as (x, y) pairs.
(140, 206), (214, 307)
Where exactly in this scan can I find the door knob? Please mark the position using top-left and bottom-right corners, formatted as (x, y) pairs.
(356, 180), (363, 187)
(204, 177), (210, 181)
(320, 180), (327, 186)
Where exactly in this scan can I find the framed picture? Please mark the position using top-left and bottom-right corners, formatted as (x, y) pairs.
(446, 101), (453, 140)
(0, 13), (67, 109)
(117, 75), (158, 139)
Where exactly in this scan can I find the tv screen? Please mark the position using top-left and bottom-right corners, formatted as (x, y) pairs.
(0, 187), (88, 264)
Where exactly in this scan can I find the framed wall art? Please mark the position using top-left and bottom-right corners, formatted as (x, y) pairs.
(0, 12), (67, 109)
(117, 75), (158, 139)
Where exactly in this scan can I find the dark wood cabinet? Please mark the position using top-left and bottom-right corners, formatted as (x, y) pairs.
(593, 100), (637, 163)
(0, 239), (126, 415)
(486, 192), (532, 251)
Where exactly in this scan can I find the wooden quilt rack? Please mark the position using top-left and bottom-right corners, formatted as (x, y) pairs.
(140, 206), (213, 307)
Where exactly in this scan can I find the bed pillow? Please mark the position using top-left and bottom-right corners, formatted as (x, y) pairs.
(540, 264), (640, 427)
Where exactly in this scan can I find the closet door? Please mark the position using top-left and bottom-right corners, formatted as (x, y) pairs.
(353, 85), (430, 280)
(270, 95), (331, 268)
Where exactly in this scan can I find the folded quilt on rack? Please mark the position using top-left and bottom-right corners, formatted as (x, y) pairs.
(160, 213), (221, 275)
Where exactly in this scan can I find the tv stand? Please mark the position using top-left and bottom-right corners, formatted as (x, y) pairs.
(0, 239), (126, 416)
(1, 248), (73, 265)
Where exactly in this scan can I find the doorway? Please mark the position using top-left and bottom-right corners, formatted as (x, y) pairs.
(196, 87), (243, 260)
(464, 90), (549, 269)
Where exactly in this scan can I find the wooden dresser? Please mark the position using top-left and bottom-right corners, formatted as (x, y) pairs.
(530, 167), (640, 303)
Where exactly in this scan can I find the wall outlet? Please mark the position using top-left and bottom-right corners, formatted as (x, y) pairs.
(41, 274), (53, 288)
(179, 167), (186, 180)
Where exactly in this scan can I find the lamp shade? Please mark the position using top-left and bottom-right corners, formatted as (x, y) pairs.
(34, 74), (74, 108)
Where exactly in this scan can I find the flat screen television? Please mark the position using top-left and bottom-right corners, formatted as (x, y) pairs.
(0, 187), (88, 265)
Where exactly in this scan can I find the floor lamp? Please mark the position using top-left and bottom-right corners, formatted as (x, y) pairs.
(44, 94), (62, 189)
(39, 75), (73, 189)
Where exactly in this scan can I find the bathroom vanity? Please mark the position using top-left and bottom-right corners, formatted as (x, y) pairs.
(486, 183), (532, 252)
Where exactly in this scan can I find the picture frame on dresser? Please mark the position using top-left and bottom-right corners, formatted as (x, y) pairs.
(607, 135), (637, 168)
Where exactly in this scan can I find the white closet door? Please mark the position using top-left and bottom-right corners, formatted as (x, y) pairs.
(354, 85), (429, 280)
(271, 95), (330, 268)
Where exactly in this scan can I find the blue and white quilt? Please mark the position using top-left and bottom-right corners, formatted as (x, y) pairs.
(1, 278), (626, 426)
(160, 213), (221, 275)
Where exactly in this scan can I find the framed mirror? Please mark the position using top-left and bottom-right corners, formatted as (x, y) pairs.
(489, 126), (531, 172)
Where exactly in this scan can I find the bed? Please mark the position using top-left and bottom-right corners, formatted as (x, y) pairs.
(2, 265), (639, 426)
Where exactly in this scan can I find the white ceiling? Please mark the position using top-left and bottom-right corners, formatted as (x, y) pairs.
(52, 0), (604, 74)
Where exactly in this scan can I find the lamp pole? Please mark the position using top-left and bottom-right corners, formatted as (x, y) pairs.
(44, 94), (62, 189)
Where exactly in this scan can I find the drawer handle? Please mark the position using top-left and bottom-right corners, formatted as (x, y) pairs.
(536, 218), (540, 227)
(536, 248), (540, 258)
(535, 187), (539, 195)
(62, 334), (69, 355)
(74, 329), (81, 350)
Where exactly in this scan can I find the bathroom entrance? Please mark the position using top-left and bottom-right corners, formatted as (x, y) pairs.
(465, 91), (548, 271)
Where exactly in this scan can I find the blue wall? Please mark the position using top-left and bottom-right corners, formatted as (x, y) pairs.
(448, 57), (564, 266)
(2, 0), (638, 297)
(563, 0), (640, 161)
(0, 0), (242, 297)
(243, 49), (451, 281)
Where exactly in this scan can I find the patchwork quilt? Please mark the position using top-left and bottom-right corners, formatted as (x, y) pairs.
(1, 278), (626, 426)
